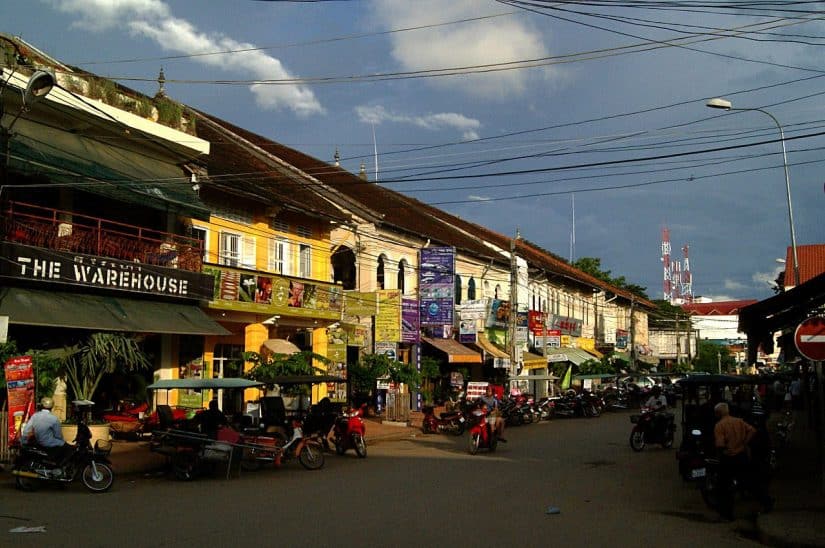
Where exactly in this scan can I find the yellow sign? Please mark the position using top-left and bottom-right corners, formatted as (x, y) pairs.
(344, 291), (378, 317)
(375, 290), (401, 343)
(561, 335), (571, 346)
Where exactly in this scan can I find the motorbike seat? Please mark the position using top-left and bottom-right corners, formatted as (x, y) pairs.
(439, 412), (460, 419)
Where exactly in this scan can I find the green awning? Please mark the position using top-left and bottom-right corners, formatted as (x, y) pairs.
(148, 378), (263, 390)
(0, 287), (229, 335)
(543, 347), (598, 365)
(8, 133), (210, 221)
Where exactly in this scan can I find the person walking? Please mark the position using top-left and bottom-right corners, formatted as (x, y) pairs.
(713, 402), (773, 521)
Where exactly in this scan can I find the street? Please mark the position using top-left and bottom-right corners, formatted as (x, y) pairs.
(0, 411), (763, 548)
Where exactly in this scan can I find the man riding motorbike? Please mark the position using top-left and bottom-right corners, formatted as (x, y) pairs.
(21, 397), (74, 464)
(644, 386), (669, 438)
(479, 386), (506, 442)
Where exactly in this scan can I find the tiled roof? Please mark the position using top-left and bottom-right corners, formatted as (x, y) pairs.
(682, 300), (758, 316)
(192, 112), (351, 223)
(784, 244), (825, 286)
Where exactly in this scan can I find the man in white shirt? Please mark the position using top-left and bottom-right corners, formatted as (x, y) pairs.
(21, 397), (73, 464)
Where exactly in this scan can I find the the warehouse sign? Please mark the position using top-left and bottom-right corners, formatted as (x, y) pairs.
(0, 242), (214, 300)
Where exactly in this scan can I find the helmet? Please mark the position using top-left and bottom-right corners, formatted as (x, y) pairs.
(40, 397), (54, 410)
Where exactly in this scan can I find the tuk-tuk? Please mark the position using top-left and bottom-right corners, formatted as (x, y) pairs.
(675, 373), (756, 481)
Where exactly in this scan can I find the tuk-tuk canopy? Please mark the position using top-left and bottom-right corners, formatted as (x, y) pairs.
(147, 378), (264, 390)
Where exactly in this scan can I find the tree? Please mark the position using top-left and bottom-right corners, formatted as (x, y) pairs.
(61, 332), (152, 403)
(693, 340), (736, 373)
(578, 357), (616, 376)
(243, 350), (330, 396)
(419, 356), (441, 404)
(347, 354), (420, 402)
(573, 257), (649, 299)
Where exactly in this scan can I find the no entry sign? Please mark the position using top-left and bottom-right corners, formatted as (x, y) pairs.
(794, 316), (825, 361)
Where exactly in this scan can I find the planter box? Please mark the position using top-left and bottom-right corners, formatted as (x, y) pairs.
(61, 423), (111, 448)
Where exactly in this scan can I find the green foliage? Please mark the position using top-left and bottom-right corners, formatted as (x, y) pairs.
(347, 354), (420, 397)
(62, 333), (152, 402)
(578, 358), (615, 375)
(86, 77), (104, 100)
(692, 340), (736, 373)
(155, 97), (183, 127)
(243, 350), (329, 395)
(0, 341), (62, 397)
(573, 257), (649, 299)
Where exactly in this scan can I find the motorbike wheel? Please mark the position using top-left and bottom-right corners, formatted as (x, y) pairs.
(700, 471), (720, 511)
(172, 453), (197, 481)
(353, 434), (367, 458)
(240, 448), (263, 471)
(543, 407), (555, 421)
(469, 433), (480, 455)
(15, 474), (38, 491)
(334, 435), (346, 455)
(522, 412), (533, 425)
(299, 443), (325, 470)
(590, 405), (601, 418)
(421, 422), (432, 434)
(81, 462), (114, 492)
(490, 435), (498, 452)
(451, 422), (465, 436)
(629, 429), (646, 452)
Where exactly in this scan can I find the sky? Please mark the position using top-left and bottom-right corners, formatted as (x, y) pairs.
(6, 0), (825, 302)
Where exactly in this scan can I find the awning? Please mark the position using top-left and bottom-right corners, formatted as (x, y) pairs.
(543, 347), (598, 365)
(261, 339), (301, 355)
(475, 333), (509, 359)
(583, 347), (604, 359)
(0, 287), (230, 335)
(422, 337), (482, 364)
(148, 378), (263, 390)
(522, 351), (547, 370)
(510, 374), (558, 382)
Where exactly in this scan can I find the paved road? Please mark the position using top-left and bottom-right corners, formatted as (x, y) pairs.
(1, 410), (764, 547)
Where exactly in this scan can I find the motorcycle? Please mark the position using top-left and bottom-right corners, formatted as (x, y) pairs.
(629, 407), (676, 451)
(333, 403), (367, 458)
(421, 405), (465, 436)
(467, 405), (498, 455)
(12, 400), (115, 493)
(535, 397), (555, 421)
(241, 418), (326, 471)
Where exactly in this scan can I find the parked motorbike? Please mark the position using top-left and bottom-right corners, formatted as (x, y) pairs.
(421, 405), (465, 436)
(629, 407), (676, 451)
(333, 403), (367, 458)
(241, 417), (326, 471)
(535, 397), (555, 421)
(467, 405), (498, 455)
(12, 400), (114, 493)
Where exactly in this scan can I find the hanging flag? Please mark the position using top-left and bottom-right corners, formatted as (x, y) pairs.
(560, 365), (572, 390)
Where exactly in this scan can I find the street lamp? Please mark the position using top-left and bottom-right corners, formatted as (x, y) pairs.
(706, 98), (800, 287)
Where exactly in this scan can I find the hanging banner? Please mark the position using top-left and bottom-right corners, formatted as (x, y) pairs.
(419, 247), (455, 326)
(401, 298), (420, 343)
(375, 290), (402, 343)
(4, 355), (35, 445)
(548, 314), (583, 337)
(459, 319), (477, 344)
(344, 291), (378, 317)
(457, 299), (488, 321)
(486, 299), (511, 329)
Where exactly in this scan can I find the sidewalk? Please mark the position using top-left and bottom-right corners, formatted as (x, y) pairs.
(755, 410), (825, 547)
(109, 417), (419, 476)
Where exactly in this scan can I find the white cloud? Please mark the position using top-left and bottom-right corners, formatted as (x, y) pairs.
(752, 266), (784, 290)
(468, 195), (491, 201)
(355, 105), (480, 139)
(723, 279), (748, 291)
(45, 0), (323, 116)
(369, 0), (552, 99)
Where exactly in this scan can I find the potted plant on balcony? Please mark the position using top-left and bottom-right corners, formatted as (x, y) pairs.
(59, 332), (152, 446)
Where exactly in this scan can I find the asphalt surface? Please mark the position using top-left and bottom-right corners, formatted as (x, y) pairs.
(0, 410), (767, 548)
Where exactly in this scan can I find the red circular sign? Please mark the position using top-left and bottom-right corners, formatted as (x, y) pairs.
(794, 316), (825, 361)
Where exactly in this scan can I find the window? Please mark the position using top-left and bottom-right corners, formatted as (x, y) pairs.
(299, 244), (312, 278)
(190, 226), (208, 262)
(377, 254), (386, 290)
(467, 278), (476, 300)
(268, 237), (290, 274)
(296, 225), (312, 238)
(219, 232), (240, 267)
(454, 275), (462, 305)
(219, 232), (255, 269)
(270, 219), (289, 233)
(397, 259), (406, 294)
(495, 284), (501, 300)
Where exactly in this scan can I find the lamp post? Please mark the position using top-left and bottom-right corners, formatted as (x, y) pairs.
(706, 98), (800, 287)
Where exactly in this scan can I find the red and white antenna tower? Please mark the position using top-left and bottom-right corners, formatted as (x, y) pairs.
(661, 227), (672, 301)
(681, 244), (693, 304)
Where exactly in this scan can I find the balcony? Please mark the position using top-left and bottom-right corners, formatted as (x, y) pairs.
(1, 201), (203, 272)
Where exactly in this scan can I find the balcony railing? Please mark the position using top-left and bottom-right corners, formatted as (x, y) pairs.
(2, 201), (203, 272)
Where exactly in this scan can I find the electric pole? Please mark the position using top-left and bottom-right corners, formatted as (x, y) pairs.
(629, 296), (637, 372)
(509, 229), (520, 378)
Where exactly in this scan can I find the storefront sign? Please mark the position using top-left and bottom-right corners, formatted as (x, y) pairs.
(548, 314), (583, 337)
(459, 319), (477, 344)
(344, 291), (378, 317)
(457, 299), (488, 321)
(1, 242), (214, 300)
(375, 342), (397, 361)
(204, 265), (342, 320)
(486, 299), (511, 329)
(342, 323), (368, 347)
(419, 247), (455, 326)
(616, 329), (628, 350)
(4, 355), (35, 445)
(401, 298), (420, 343)
(375, 290), (401, 343)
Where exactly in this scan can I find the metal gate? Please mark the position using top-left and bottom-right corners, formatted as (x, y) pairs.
(384, 392), (410, 423)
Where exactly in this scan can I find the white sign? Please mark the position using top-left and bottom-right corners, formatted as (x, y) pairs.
(0, 316), (7, 343)
(547, 354), (569, 363)
(457, 299), (488, 321)
(466, 381), (488, 399)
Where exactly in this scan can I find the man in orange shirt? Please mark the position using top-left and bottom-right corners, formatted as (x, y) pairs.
(713, 402), (773, 520)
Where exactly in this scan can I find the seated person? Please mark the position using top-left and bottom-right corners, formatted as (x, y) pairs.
(22, 397), (74, 465)
(199, 399), (228, 439)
